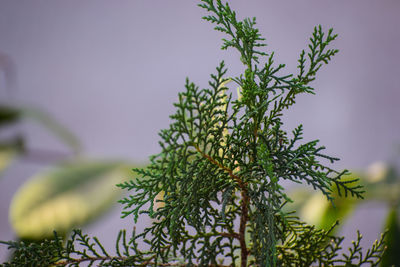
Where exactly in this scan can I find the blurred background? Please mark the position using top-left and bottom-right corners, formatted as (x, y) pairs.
(0, 0), (399, 263)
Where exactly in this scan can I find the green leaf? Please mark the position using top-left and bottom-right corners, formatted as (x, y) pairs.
(0, 105), (20, 128)
(299, 173), (361, 232)
(381, 208), (400, 266)
(318, 195), (356, 232)
(299, 192), (330, 228)
(0, 147), (17, 176)
(0, 105), (81, 153)
(0, 136), (23, 178)
(21, 107), (81, 154)
(9, 160), (137, 239)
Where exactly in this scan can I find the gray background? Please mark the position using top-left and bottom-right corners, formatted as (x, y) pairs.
(0, 0), (399, 261)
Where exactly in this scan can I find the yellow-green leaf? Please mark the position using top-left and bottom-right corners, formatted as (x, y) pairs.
(0, 147), (17, 176)
(299, 173), (361, 232)
(9, 160), (136, 239)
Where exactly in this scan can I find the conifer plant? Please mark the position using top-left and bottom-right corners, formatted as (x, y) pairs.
(0, 0), (386, 266)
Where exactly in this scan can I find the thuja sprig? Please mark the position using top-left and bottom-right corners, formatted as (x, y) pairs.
(117, 0), (371, 266)
(0, 0), (385, 266)
(0, 230), (136, 267)
(0, 227), (385, 266)
(199, 0), (267, 66)
(0, 229), (181, 267)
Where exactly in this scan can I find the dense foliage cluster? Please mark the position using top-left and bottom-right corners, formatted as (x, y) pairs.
(1, 0), (386, 266)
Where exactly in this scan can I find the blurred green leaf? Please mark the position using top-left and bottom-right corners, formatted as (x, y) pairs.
(318, 196), (356, 232)
(0, 105), (20, 128)
(9, 160), (137, 239)
(0, 104), (81, 154)
(381, 208), (400, 266)
(0, 147), (17, 176)
(0, 136), (23, 178)
(299, 173), (361, 232)
(299, 192), (330, 228)
(21, 107), (81, 154)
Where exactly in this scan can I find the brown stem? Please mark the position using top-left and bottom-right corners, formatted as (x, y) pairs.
(193, 144), (250, 266)
(56, 256), (231, 267)
(194, 145), (245, 189)
(220, 232), (240, 240)
(54, 256), (118, 266)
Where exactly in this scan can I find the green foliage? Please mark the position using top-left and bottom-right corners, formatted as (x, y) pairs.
(0, 0), (386, 266)
(294, 173), (361, 233)
(21, 106), (81, 154)
(0, 227), (386, 267)
(292, 162), (400, 264)
(0, 106), (20, 128)
(0, 104), (82, 178)
(0, 229), (150, 267)
(0, 105), (81, 156)
(0, 106), (24, 175)
(380, 208), (400, 266)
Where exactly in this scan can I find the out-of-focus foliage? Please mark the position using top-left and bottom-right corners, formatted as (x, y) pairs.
(0, 104), (81, 155)
(20, 106), (81, 154)
(9, 161), (135, 239)
(0, 104), (81, 178)
(0, 0), (389, 265)
(381, 208), (400, 266)
(291, 161), (400, 266)
(0, 106), (20, 128)
(0, 148), (17, 176)
(1, 51), (79, 171)
(297, 173), (360, 232)
(1, 53), (139, 244)
(0, 106), (141, 242)
(0, 106), (24, 176)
